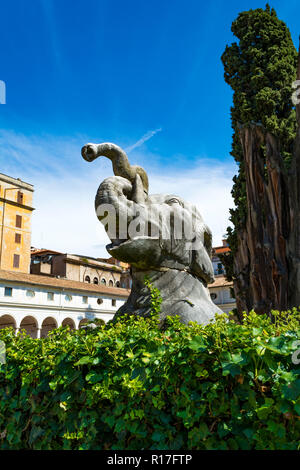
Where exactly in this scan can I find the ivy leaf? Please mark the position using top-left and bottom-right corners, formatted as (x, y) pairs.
(221, 361), (241, 377)
(188, 336), (207, 351)
(29, 426), (44, 446)
(74, 356), (93, 366)
(282, 379), (300, 401)
(152, 430), (164, 442)
(198, 422), (209, 439)
(85, 372), (102, 384)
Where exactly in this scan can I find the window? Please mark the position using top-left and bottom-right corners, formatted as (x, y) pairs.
(210, 293), (217, 301)
(116, 281), (120, 287)
(85, 276), (90, 283)
(97, 298), (103, 305)
(15, 233), (21, 244)
(112, 299), (116, 307)
(82, 296), (88, 304)
(15, 215), (22, 228)
(93, 277), (99, 285)
(4, 287), (12, 297)
(13, 254), (20, 268)
(17, 191), (24, 204)
(101, 278), (106, 285)
(217, 263), (224, 275)
(47, 292), (54, 301)
(65, 294), (72, 302)
(109, 280), (113, 287)
(26, 290), (35, 298)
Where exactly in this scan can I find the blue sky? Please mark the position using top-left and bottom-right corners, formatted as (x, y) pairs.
(0, 0), (299, 256)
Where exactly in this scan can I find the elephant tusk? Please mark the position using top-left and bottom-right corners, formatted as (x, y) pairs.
(131, 174), (146, 204)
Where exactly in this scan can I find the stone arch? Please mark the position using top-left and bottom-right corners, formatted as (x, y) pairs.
(93, 277), (99, 284)
(61, 317), (75, 330)
(109, 279), (114, 287)
(78, 318), (89, 329)
(20, 316), (38, 338)
(41, 317), (58, 338)
(0, 314), (16, 332)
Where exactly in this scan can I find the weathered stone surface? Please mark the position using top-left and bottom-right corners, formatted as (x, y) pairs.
(82, 142), (223, 325)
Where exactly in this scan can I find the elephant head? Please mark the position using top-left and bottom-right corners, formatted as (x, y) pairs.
(82, 142), (222, 325)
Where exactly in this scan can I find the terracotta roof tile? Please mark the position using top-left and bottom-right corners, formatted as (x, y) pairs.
(213, 246), (230, 255)
(30, 249), (63, 255)
(0, 269), (130, 298)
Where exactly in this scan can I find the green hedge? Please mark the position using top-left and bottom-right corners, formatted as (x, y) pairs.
(0, 309), (299, 450)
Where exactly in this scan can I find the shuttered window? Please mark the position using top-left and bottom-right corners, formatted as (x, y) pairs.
(15, 233), (21, 244)
(17, 191), (24, 204)
(13, 254), (20, 268)
(16, 215), (22, 228)
(4, 287), (12, 297)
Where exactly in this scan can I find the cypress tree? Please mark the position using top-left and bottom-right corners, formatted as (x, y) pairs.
(220, 5), (299, 316)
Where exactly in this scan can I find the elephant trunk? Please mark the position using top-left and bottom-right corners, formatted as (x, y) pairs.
(81, 142), (149, 193)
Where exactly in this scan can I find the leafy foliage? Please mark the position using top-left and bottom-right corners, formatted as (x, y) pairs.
(0, 308), (299, 450)
(144, 276), (163, 317)
(220, 5), (298, 278)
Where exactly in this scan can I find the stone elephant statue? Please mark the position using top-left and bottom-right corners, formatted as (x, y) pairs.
(82, 142), (223, 325)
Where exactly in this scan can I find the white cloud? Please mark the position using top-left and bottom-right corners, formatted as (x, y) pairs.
(0, 130), (236, 258)
(149, 162), (235, 248)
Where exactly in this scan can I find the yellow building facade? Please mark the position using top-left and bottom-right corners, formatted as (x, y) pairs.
(0, 173), (34, 273)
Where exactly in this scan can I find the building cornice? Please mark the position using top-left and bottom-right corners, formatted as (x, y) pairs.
(0, 274), (130, 298)
(0, 301), (115, 314)
(64, 256), (123, 272)
(0, 173), (34, 191)
(0, 197), (35, 212)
